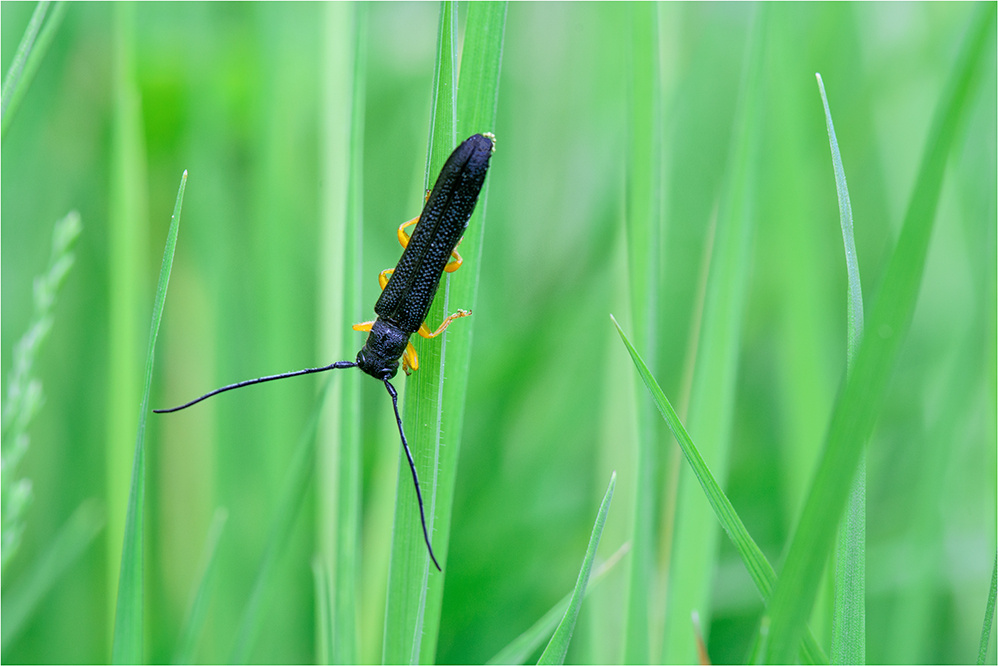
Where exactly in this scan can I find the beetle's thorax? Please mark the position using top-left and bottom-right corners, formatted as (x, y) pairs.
(355, 318), (409, 380)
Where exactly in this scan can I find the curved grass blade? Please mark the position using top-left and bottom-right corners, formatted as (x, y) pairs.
(537, 473), (616, 665)
(816, 71), (866, 664)
(1, 0), (67, 140)
(111, 170), (187, 664)
(173, 507), (228, 665)
(1, 499), (104, 649)
(764, 6), (997, 662)
(382, 4), (457, 662)
(419, 3), (508, 662)
(486, 542), (631, 666)
(611, 316), (827, 665)
(229, 380), (332, 664)
(980, 553), (997, 665)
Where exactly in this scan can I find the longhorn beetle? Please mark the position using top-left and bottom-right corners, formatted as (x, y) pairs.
(155, 133), (496, 571)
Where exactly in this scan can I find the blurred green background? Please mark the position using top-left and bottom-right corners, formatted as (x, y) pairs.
(1, 2), (995, 664)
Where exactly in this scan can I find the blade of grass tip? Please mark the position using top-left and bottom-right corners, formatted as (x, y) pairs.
(383, 2), (457, 664)
(816, 71), (866, 666)
(418, 3), (507, 663)
(1, 0), (67, 140)
(611, 316), (827, 664)
(764, 7), (997, 662)
(622, 4), (663, 662)
(486, 542), (631, 666)
(107, 0), (149, 638)
(112, 170), (186, 664)
(537, 473), (616, 666)
(979, 552), (997, 665)
(229, 379), (333, 664)
(317, 3), (366, 664)
(663, 6), (767, 663)
(172, 507), (228, 665)
(1, 499), (104, 650)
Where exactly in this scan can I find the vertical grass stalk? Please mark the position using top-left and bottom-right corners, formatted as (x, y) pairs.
(419, 3), (507, 662)
(662, 7), (766, 662)
(816, 72), (866, 664)
(383, 3), (457, 663)
(764, 6), (997, 661)
(621, 5), (662, 662)
(107, 0), (149, 641)
(317, 3), (366, 663)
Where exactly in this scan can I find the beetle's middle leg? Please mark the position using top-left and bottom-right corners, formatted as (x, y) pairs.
(397, 216), (464, 272)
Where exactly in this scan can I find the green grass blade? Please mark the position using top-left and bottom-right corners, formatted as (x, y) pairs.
(229, 381), (332, 664)
(1, 0), (66, 140)
(382, 4), (457, 662)
(1, 499), (104, 650)
(418, 3), (507, 662)
(611, 316), (827, 664)
(662, 7), (767, 662)
(622, 5), (662, 661)
(764, 6), (997, 662)
(106, 0), (149, 638)
(111, 169), (186, 664)
(816, 71), (866, 665)
(173, 507), (228, 665)
(980, 553), (998, 665)
(487, 542), (631, 666)
(537, 472), (616, 665)
(317, 3), (366, 664)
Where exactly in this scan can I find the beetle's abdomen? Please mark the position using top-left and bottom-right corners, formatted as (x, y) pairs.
(375, 134), (493, 333)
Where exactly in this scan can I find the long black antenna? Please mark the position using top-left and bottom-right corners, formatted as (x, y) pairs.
(384, 379), (442, 571)
(153, 361), (357, 413)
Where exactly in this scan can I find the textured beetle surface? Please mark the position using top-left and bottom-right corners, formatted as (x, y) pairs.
(356, 133), (493, 379)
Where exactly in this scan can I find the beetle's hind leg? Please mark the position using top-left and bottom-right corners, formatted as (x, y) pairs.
(417, 309), (472, 339)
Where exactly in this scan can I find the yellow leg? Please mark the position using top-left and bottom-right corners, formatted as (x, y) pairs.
(402, 342), (419, 375)
(417, 309), (472, 339)
(397, 216), (463, 272)
(379, 268), (394, 290)
(352, 320), (374, 332)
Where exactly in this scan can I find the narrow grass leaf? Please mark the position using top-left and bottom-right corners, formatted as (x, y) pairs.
(229, 380), (332, 664)
(487, 542), (631, 666)
(537, 473), (616, 665)
(173, 507), (228, 665)
(611, 316), (827, 665)
(1, 499), (104, 649)
(816, 71), (866, 664)
(383, 4), (457, 662)
(317, 3), (366, 663)
(112, 170), (186, 664)
(980, 552), (997, 665)
(1, 0), (66, 140)
(764, 7), (997, 662)
(106, 1), (148, 636)
(622, 5), (662, 661)
(662, 7), (767, 662)
(419, 3), (508, 662)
